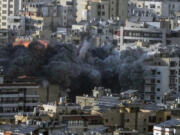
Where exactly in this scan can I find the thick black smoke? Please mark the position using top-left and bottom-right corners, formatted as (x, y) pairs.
(0, 41), (151, 96)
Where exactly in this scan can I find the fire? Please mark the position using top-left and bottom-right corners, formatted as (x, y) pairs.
(13, 40), (49, 48)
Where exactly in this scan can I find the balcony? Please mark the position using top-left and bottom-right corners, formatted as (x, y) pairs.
(0, 112), (17, 116)
(0, 103), (24, 107)
(0, 94), (24, 98)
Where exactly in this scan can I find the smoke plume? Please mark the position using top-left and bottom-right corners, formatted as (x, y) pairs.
(0, 41), (173, 97)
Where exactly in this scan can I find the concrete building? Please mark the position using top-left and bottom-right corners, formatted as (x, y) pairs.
(144, 66), (170, 103)
(76, 87), (112, 108)
(129, 0), (180, 18)
(138, 104), (171, 135)
(0, 76), (39, 118)
(74, 0), (88, 22)
(0, 29), (9, 46)
(60, 115), (104, 134)
(57, 0), (75, 26)
(114, 26), (167, 49)
(76, 96), (96, 108)
(89, 0), (128, 23)
(101, 104), (171, 135)
(42, 102), (81, 115)
(153, 119), (180, 135)
(0, 0), (24, 29)
(144, 55), (180, 103)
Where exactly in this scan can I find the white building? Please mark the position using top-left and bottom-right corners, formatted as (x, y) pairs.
(114, 26), (167, 48)
(153, 119), (180, 135)
(144, 66), (170, 103)
(144, 56), (180, 103)
(74, 0), (88, 22)
(61, 115), (103, 134)
(0, 0), (24, 29)
(129, 0), (180, 18)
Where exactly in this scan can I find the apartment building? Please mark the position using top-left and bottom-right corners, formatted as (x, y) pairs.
(42, 102), (81, 115)
(0, 0), (24, 29)
(75, 0), (88, 22)
(153, 119), (180, 135)
(90, 0), (128, 23)
(57, 0), (75, 26)
(76, 87), (112, 108)
(144, 66), (170, 103)
(130, 0), (180, 18)
(114, 26), (167, 48)
(0, 76), (39, 118)
(61, 115), (104, 134)
(0, 29), (9, 46)
(144, 55), (180, 103)
(102, 104), (171, 135)
(138, 105), (171, 135)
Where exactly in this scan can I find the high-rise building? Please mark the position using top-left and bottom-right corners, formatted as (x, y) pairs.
(0, 0), (20, 29)
(89, 0), (128, 22)
(144, 56), (180, 103)
(75, 0), (88, 22)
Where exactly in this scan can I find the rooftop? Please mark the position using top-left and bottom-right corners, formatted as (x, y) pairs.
(0, 124), (37, 134)
(155, 119), (180, 128)
(62, 115), (102, 121)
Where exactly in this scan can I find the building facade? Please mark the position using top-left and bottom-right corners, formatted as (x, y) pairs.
(0, 0), (24, 29)
(90, 0), (128, 23)
(0, 76), (39, 118)
(114, 26), (167, 48)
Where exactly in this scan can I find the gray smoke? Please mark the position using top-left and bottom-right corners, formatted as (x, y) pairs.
(0, 40), (173, 96)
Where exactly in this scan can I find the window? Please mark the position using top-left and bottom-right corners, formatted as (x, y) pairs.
(149, 116), (156, 123)
(102, 11), (105, 16)
(157, 80), (160, 83)
(157, 72), (161, 75)
(2, 10), (6, 14)
(98, 11), (101, 16)
(170, 61), (176, 67)
(157, 88), (160, 92)
(151, 79), (155, 83)
(98, 5), (101, 9)
(9, 4), (13, 8)
(150, 4), (155, 8)
(2, 4), (6, 8)
(148, 125), (153, 132)
(167, 116), (171, 120)
(157, 97), (160, 100)
(2, 22), (6, 26)
(2, 16), (6, 20)
(159, 117), (162, 122)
